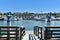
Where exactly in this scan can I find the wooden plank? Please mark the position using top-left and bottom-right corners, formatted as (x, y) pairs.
(0, 26), (19, 28)
(0, 26), (19, 40)
(45, 26), (60, 28)
(45, 26), (60, 40)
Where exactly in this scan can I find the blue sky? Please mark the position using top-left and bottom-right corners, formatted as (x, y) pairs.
(0, 0), (60, 13)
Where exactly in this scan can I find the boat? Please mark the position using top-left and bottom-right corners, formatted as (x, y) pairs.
(9, 16), (19, 21)
(33, 16), (45, 21)
(0, 18), (4, 20)
(51, 16), (60, 21)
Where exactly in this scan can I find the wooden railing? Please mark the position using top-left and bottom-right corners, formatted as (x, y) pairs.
(45, 26), (60, 40)
(0, 26), (19, 40)
(34, 26), (42, 40)
(20, 27), (25, 40)
(0, 26), (25, 40)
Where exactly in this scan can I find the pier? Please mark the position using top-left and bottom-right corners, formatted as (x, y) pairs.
(0, 12), (60, 40)
(0, 26), (60, 40)
(22, 26), (60, 40)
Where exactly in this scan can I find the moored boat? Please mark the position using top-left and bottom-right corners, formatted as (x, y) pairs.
(33, 17), (45, 21)
(0, 18), (4, 20)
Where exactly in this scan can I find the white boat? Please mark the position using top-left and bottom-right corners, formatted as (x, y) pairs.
(19, 17), (23, 20)
(33, 16), (45, 21)
(51, 16), (60, 21)
(0, 17), (4, 20)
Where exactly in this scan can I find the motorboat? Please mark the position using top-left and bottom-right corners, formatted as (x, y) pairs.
(51, 16), (60, 21)
(0, 18), (4, 20)
(33, 16), (45, 21)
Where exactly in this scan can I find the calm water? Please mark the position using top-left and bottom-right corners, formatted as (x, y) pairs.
(0, 20), (60, 30)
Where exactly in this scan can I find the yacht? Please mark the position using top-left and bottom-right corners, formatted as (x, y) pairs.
(33, 16), (45, 21)
(51, 16), (60, 21)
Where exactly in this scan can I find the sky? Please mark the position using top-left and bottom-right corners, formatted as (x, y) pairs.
(0, 0), (60, 13)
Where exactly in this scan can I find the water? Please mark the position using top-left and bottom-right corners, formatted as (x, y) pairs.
(0, 20), (60, 30)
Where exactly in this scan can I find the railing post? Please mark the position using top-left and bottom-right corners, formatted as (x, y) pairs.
(20, 27), (22, 40)
(20, 26), (25, 40)
(45, 27), (47, 40)
(16, 28), (18, 40)
(41, 27), (42, 40)
(38, 27), (39, 39)
(34, 26), (42, 40)
(7, 28), (10, 40)
(0, 28), (1, 40)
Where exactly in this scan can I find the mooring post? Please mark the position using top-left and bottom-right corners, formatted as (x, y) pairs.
(7, 12), (11, 26)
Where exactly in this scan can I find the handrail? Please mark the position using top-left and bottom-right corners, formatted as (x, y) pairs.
(34, 26), (42, 40)
(0, 26), (19, 40)
(0, 26), (26, 40)
(20, 27), (25, 40)
(45, 26), (60, 40)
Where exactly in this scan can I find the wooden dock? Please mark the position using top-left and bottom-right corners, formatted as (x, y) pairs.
(0, 26), (60, 40)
